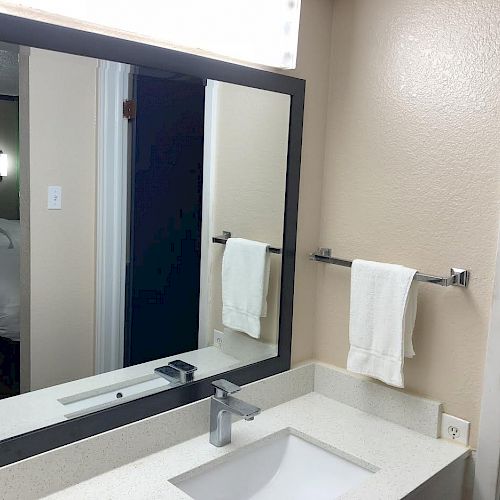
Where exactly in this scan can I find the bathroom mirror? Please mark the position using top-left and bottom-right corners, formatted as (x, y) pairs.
(0, 14), (304, 464)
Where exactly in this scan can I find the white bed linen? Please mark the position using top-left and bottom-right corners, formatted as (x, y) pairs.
(0, 238), (20, 342)
(0, 218), (20, 249)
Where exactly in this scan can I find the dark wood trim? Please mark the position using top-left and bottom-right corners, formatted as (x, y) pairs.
(0, 11), (305, 467)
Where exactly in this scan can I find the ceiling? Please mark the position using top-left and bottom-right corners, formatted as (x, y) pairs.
(0, 42), (19, 96)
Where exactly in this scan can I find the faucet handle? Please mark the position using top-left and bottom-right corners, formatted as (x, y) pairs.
(212, 379), (241, 397)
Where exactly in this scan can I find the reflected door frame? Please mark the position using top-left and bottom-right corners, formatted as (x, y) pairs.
(94, 61), (130, 374)
(18, 46), (30, 393)
(198, 79), (218, 348)
(95, 69), (219, 367)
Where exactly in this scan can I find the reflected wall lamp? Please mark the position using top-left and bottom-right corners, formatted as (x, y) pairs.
(0, 151), (8, 182)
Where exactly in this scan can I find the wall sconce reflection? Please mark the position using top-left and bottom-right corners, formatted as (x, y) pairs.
(0, 150), (8, 182)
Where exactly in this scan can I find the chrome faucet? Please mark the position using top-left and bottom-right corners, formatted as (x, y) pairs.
(209, 379), (261, 447)
(155, 360), (197, 385)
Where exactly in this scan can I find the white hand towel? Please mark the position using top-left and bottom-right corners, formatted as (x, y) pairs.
(347, 259), (418, 388)
(222, 238), (270, 339)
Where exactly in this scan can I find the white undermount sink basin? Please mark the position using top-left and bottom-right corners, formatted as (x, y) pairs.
(173, 430), (374, 500)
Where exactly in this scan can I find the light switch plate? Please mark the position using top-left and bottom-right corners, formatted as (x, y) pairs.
(440, 413), (470, 446)
(48, 186), (62, 210)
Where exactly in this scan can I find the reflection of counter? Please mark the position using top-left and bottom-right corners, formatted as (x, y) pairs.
(58, 374), (172, 418)
(0, 343), (275, 441)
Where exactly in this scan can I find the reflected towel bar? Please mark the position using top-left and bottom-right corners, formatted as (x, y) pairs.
(212, 231), (282, 255)
(310, 248), (470, 287)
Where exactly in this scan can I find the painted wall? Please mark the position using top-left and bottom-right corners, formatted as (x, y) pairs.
(286, 0), (335, 364)
(27, 48), (98, 390)
(314, 0), (500, 447)
(0, 99), (19, 220)
(205, 82), (290, 348)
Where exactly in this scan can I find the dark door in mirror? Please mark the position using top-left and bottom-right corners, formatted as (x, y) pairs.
(125, 70), (205, 366)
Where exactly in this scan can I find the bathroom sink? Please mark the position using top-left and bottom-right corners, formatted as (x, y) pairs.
(173, 431), (373, 500)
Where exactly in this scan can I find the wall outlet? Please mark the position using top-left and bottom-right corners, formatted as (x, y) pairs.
(440, 413), (470, 446)
(214, 329), (224, 350)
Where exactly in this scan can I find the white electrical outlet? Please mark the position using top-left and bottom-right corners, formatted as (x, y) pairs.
(440, 413), (470, 446)
(213, 329), (224, 350)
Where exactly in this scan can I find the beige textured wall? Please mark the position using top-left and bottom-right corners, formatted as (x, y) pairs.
(286, 0), (335, 364)
(28, 48), (97, 390)
(315, 0), (500, 446)
(207, 82), (290, 346)
(0, 100), (19, 220)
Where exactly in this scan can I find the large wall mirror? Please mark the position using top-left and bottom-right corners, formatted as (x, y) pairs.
(0, 14), (304, 465)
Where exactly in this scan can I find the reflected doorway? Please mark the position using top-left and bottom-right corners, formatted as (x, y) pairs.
(124, 70), (205, 366)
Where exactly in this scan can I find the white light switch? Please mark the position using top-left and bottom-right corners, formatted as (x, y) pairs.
(48, 186), (62, 210)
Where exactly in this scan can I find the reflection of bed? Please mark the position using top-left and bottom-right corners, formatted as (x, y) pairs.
(0, 219), (20, 342)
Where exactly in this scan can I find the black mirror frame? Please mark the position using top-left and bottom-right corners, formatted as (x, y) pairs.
(0, 12), (305, 466)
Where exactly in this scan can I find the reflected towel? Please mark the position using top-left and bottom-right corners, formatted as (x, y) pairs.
(222, 238), (270, 339)
(347, 259), (418, 388)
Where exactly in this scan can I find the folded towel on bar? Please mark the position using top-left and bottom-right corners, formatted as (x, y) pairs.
(222, 238), (270, 339)
(347, 259), (418, 388)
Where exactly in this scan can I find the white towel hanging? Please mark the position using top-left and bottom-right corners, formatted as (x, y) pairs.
(347, 259), (418, 388)
(221, 238), (270, 339)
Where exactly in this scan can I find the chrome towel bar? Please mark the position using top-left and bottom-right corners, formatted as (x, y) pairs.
(212, 231), (282, 255)
(310, 248), (470, 287)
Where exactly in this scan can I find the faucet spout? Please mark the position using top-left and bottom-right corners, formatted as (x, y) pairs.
(214, 395), (261, 419)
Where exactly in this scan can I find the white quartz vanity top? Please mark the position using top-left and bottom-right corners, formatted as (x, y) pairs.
(44, 392), (469, 500)
(0, 345), (275, 441)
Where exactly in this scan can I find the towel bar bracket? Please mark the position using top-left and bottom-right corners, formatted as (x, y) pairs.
(309, 248), (470, 288)
(450, 268), (470, 288)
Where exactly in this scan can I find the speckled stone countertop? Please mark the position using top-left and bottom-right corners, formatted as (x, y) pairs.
(0, 346), (262, 441)
(43, 392), (469, 500)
